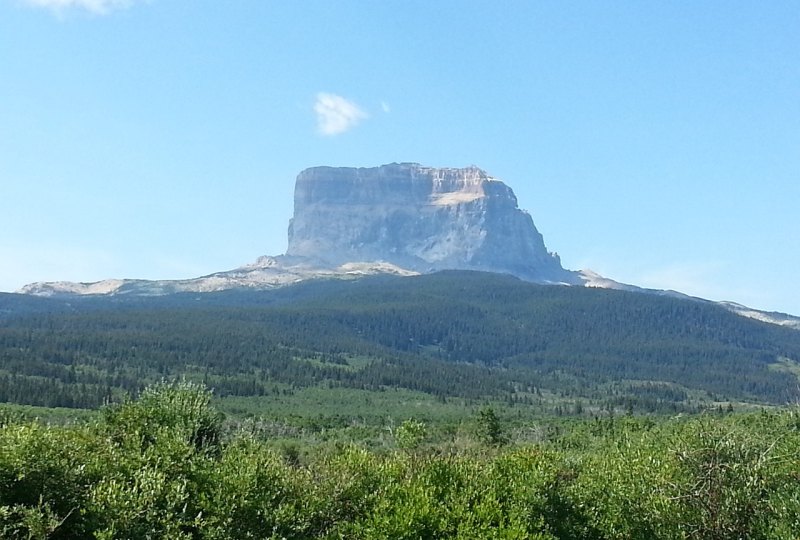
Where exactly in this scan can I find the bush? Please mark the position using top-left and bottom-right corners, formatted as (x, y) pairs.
(0, 422), (107, 538)
(395, 419), (427, 451)
(0, 381), (797, 539)
(102, 379), (224, 453)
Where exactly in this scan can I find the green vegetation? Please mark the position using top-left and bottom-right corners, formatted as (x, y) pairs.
(475, 406), (506, 447)
(1, 271), (799, 418)
(2, 273), (800, 536)
(1, 380), (798, 539)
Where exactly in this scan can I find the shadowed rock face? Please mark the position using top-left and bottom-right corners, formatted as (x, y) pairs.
(287, 163), (573, 283)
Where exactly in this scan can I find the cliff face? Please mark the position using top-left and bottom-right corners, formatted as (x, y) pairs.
(287, 163), (571, 282)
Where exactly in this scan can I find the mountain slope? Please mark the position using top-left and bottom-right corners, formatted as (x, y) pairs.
(2, 271), (799, 410)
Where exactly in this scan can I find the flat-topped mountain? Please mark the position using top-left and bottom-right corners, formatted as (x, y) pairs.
(20, 163), (582, 297)
(287, 163), (573, 283)
(17, 163), (800, 328)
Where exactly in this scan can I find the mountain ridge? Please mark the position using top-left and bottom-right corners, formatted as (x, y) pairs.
(17, 163), (800, 328)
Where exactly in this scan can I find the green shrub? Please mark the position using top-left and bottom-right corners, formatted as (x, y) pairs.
(0, 422), (105, 538)
(0, 380), (797, 539)
(102, 379), (224, 454)
(395, 419), (427, 451)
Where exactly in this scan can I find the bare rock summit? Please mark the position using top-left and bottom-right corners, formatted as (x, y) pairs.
(21, 163), (582, 297)
(287, 163), (574, 283)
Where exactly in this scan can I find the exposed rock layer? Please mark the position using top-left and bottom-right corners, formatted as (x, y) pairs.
(287, 163), (573, 283)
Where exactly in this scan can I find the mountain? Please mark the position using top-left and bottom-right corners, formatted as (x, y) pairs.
(287, 163), (573, 282)
(17, 163), (800, 327)
(20, 163), (582, 297)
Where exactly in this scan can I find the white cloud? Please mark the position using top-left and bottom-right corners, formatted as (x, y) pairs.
(314, 92), (368, 136)
(23, 0), (142, 14)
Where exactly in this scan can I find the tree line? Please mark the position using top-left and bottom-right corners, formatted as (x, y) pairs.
(1, 271), (799, 411)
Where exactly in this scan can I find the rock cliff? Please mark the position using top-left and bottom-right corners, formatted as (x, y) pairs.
(287, 163), (574, 283)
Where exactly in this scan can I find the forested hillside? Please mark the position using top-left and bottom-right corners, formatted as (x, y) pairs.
(1, 271), (798, 413)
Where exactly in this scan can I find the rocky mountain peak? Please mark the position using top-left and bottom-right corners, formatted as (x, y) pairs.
(287, 163), (573, 283)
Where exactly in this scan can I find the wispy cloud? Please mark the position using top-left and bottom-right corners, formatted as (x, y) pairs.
(314, 92), (368, 136)
(23, 0), (143, 15)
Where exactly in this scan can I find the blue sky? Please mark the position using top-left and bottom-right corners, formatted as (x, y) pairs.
(1, 1), (798, 315)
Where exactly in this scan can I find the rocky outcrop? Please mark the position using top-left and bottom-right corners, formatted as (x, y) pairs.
(287, 163), (574, 283)
(18, 255), (417, 297)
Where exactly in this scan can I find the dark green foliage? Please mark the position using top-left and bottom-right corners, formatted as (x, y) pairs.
(1, 271), (799, 412)
(475, 406), (506, 446)
(0, 423), (101, 538)
(3, 273), (800, 538)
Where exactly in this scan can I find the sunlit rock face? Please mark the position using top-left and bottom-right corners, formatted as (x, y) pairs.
(287, 163), (573, 283)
